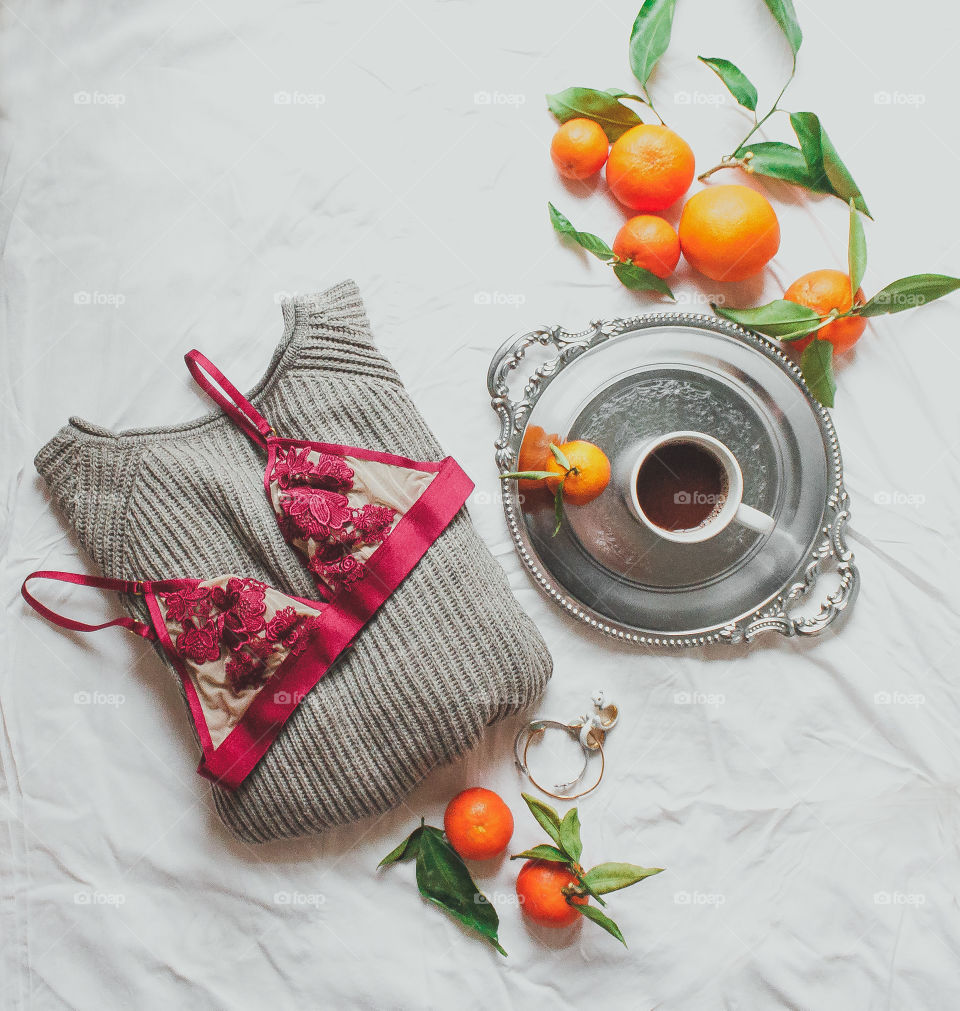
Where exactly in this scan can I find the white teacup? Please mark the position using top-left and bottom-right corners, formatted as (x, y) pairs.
(624, 431), (775, 544)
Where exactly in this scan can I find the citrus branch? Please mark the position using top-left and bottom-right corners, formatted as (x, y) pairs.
(697, 62), (795, 182)
(639, 85), (665, 126)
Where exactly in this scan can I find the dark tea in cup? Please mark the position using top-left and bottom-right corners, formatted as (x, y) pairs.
(624, 430), (776, 543)
(635, 439), (726, 531)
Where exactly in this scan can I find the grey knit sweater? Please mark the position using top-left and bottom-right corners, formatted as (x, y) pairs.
(34, 281), (552, 843)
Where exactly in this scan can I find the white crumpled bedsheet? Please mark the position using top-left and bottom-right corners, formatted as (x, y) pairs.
(3, 1), (960, 1007)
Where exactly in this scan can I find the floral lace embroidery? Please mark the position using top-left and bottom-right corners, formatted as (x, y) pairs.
(280, 487), (352, 540)
(269, 446), (396, 593)
(159, 578), (323, 695)
(273, 446), (354, 490)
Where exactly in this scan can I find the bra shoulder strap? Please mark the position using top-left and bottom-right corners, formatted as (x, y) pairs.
(21, 571), (155, 639)
(184, 350), (275, 449)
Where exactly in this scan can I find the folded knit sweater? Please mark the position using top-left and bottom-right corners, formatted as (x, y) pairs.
(34, 281), (552, 842)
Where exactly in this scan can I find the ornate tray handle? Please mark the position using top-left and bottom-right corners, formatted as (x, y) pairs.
(487, 322), (606, 472)
(487, 314), (860, 645)
(719, 491), (860, 643)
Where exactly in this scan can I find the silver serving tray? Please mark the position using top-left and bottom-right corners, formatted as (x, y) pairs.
(487, 313), (859, 646)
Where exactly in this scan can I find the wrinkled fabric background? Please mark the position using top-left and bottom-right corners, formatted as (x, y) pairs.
(2, 1), (959, 1008)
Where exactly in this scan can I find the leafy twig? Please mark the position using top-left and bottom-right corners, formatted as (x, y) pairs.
(694, 0), (869, 214)
(627, 0), (677, 125)
(501, 440), (579, 537)
(512, 794), (663, 947)
(547, 203), (674, 299)
(713, 200), (960, 406)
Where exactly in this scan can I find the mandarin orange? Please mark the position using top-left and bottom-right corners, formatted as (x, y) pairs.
(783, 269), (867, 354)
(516, 425), (561, 492)
(443, 788), (514, 861)
(550, 119), (609, 180)
(544, 440), (610, 506)
(516, 860), (588, 928)
(612, 215), (681, 279)
(678, 184), (780, 282)
(605, 124), (695, 212)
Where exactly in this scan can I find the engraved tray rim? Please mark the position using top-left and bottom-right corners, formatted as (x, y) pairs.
(487, 312), (859, 647)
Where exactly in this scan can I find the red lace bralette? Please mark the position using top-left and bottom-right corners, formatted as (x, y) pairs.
(23, 353), (473, 789)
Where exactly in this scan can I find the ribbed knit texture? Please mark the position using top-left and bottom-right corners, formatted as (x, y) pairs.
(34, 281), (552, 842)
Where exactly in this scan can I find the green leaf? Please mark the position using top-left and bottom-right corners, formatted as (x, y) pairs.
(788, 111), (823, 172)
(761, 0), (803, 57)
(415, 828), (507, 956)
(603, 88), (646, 103)
(379, 824), (424, 868)
(858, 274), (960, 317)
(500, 470), (554, 481)
(697, 57), (757, 111)
(733, 142), (824, 190)
(559, 808), (583, 863)
(789, 112), (870, 216)
(847, 198), (867, 299)
(548, 203), (615, 263)
(714, 299), (822, 340)
(546, 87), (642, 142)
(800, 338), (836, 408)
(629, 0), (677, 87)
(511, 845), (571, 863)
(552, 479), (565, 537)
(613, 260), (675, 298)
(820, 129), (871, 218)
(548, 442), (572, 471)
(572, 901), (627, 946)
(521, 792), (563, 845)
(582, 862), (664, 894)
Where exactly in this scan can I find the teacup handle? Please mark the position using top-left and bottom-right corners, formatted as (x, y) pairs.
(735, 503), (776, 535)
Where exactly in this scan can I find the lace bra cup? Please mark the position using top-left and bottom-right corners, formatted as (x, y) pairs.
(183, 351), (470, 600)
(22, 571), (332, 788)
(25, 355), (474, 791)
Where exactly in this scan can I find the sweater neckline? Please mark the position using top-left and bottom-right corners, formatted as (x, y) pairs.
(66, 300), (300, 445)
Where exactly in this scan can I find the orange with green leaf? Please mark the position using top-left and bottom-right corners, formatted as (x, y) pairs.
(716, 200), (960, 406)
(540, 1), (960, 406)
(512, 794), (663, 944)
(502, 439), (611, 536)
